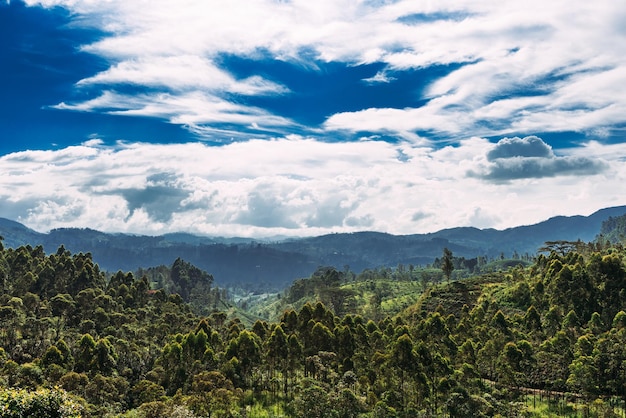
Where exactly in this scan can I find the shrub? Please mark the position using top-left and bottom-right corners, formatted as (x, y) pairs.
(0, 387), (83, 417)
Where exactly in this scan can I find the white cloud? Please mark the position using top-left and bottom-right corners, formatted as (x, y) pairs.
(362, 71), (396, 84)
(0, 138), (622, 238)
(8, 1), (626, 239)
(77, 55), (288, 96)
(467, 136), (608, 182)
(54, 90), (294, 132)
(487, 136), (554, 160)
(22, 0), (626, 141)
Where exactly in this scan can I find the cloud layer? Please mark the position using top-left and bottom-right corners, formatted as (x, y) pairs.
(0, 137), (620, 238)
(5, 1), (626, 238)
(23, 0), (626, 142)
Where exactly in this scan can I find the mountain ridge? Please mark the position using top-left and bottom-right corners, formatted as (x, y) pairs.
(1, 205), (625, 288)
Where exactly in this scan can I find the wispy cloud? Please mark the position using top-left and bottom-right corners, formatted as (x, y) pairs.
(54, 90), (294, 132)
(362, 71), (396, 85)
(77, 55), (289, 96)
(7, 0), (625, 238)
(22, 0), (626, 143)
(0, 137), (620, 238)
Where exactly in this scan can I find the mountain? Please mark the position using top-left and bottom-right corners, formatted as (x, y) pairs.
(270, 206), (626, 269)
(1, 205), (625, 289)
(0, 217), (44, 248)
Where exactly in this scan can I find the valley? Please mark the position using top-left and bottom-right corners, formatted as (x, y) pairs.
(1, 210), (626, 417)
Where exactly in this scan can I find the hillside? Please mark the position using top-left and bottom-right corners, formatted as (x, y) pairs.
(1, 205), (625, 289)
(2, 221), (626, 416)
(246, 267), (426, 323)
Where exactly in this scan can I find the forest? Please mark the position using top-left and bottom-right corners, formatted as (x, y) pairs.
(1, 217), (626, 417)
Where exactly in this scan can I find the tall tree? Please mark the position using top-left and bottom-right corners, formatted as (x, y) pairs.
(442, 248), (454, 282)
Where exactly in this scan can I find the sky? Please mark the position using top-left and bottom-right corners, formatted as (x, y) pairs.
(1, 0), (626, 239)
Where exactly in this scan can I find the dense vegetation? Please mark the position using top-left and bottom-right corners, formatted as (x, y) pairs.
(1, 229), (626, 416)
(3, 205), (624, 290)
(247, 253), (530, 323)
(600, 214), (626, 245)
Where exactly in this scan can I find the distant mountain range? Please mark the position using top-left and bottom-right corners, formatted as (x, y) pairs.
(1, 206), (625, 289)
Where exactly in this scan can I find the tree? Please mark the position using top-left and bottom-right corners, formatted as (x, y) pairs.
(389, 334), (416, 408)
(567, 354), (599, 403)
(309, 322), (335, 355)
(335, 387), (366, 418)
(524, 305), (543, 334)
(227, 330), (261, 388)
(289, 379), (338, 418)
(287, 334), (303, 397)
(189, 371), (239, 417)
(442, 248), (454, 282)
(498, 342), (524, 388)
(75, 334), (96, 373)
(93, 338), (118, 375)
(132, 380), (166, 406)
(50, 293), (75, 318)
(266, 325), (289, 397)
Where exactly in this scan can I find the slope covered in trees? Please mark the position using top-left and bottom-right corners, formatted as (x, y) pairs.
(246, 251), (520, 323)
(1, 205), (625, 289)
(1, 236), (626, 417)
(599, 213), (626, 245)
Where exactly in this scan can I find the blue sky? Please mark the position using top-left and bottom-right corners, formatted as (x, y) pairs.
(1, 0), (625, 238)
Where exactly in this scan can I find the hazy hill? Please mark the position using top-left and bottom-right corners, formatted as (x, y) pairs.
(0, 217), (44, 247)
(1, 205), (625, 288)
(271, 205), (626, 269)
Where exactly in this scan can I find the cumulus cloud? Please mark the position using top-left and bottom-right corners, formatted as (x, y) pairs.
(305, 195), (358, 228)
(411, 211), (433, 222)
(112, 173), (191, 223)
(487, 136), (553, 160)
(471, 136), (607, 181)
(0, 138), (623, 238)
(477, 157), (606, 181)
(235, 188), (299, 229)
(4, 1), (626, 242)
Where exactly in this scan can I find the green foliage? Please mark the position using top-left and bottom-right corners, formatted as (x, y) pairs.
(253, 266), (426, 322)
(2, 238), (626, 417)
(599, 213), (626, 244)
(442, 247), (454, 282)
(136, 258), (222, 315)
(0, 387), (83, 417)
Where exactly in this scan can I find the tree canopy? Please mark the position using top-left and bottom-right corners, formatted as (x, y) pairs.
(1, 238), (626, 416)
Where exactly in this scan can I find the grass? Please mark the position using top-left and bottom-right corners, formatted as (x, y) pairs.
(243, 401), (288, 417)
(343, 279), (424, 316)
(242, 260), (533, 323)
(244, 278), (425, 322)
(521, 394), (626, 418)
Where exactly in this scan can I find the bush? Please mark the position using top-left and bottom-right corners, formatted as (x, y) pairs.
(0, 387), (83, 417)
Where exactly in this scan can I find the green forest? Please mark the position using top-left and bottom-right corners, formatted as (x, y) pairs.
(1, 217), (626, 417)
